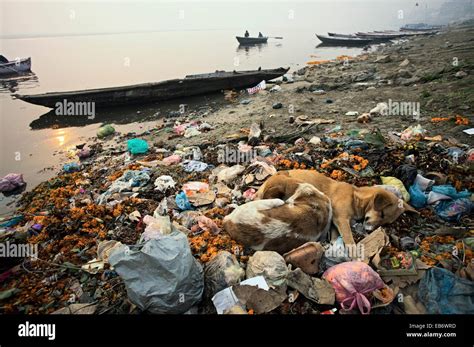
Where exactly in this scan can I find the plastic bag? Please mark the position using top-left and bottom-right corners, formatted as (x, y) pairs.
(246, 251), (288, 288)
(394, 164), (418, 189)
(0, 173), (26, 192)
(418, 267), (474, 314)
(63, 162), (81, 173)
(435, 198), (472, 222)
(141, 215), (172, 241)
(162, 154), (181, 166)
(323, 261), (385, 314)
(431, 185), (471, 200)
(204, 251), (245, 298)
(408, 184), (427, 209)
(175, 191), (193, 211)
(127, 138), (149, 155)
(320, 236), (351, 271)
(109, 230), (204, 314)
(154, 175), (176, 192)
(380, 176), (410, 201)
(217, 165), (245, 183)
(182, 160), (209, 173)
(97, 124), (115, 138)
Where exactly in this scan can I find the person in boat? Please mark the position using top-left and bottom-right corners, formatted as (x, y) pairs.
(258, 32), (263, 38)
(0, 55), (9, 63)
(244, 30), (249, 38)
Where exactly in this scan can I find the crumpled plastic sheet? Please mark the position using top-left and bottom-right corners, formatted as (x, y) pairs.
(182, 160), (209, 173)
(109, 230), (204, 314)
(435, 198), (472, 222)
(0, 173), (26, 192)
(431, 185), (471, 200)
(97, 169), (150, 204)
(418, 267), (474, 314)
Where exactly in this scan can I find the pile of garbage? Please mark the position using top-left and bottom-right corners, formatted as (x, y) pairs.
(0, 117), (473, 315)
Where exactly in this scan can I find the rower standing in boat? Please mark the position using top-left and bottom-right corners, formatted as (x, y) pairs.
(258, 32), (264, 37)
(244, 30), (250, 37)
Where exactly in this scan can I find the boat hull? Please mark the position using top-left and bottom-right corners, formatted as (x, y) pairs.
(14, 68), (289, 108)
(236, 36), (268, 45)
(316, 34), (372, 46)
(0, 58), (32, 76)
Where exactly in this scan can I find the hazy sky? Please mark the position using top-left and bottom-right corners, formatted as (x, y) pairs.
(0, 0), (449, 38)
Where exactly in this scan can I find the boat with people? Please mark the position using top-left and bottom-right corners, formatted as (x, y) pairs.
(14, 67), (289, 108)
(236, 36), (268, 45)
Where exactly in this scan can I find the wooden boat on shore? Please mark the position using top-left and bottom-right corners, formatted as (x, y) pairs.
(327, 32), (358, 38)
(0, 57), (32, 77)
(316, 34), (372, 46)
(14, 67), (289, 108)
(400, 23), (442, 31)
(236, 36), (268, 45)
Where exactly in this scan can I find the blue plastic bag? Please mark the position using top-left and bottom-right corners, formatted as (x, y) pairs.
(175, 191), (193, 211)
(127, 139), (149, 155)
(408, 184), (427, 209)
(418, 267), (474, 314)
(63, 162), (81, 173)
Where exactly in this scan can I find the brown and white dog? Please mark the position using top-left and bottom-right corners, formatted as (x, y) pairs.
(223, 178), (332, 254)
(256, 170), (417, 245)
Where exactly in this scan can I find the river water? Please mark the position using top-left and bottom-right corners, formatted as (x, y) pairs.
(0, 0), (442, 212)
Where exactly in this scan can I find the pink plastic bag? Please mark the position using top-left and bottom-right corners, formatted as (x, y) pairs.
(323, 261), (385, 314)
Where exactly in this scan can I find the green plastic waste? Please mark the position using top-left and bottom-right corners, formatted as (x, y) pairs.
(127, 139), (149, 155)
(97, 124), (115, 139)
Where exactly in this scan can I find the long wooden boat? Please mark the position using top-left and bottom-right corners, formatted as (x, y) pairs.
(14, 67), (288, 108)
(316, 34), (372, 46)
(236, 36), (268, 44)
(327, 32), (358, 38)
(400, 23), (442, 31)
(0, 57), (32, 76)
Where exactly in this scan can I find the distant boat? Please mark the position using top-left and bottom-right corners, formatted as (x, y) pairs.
(316, 34), (372, 46)
(400, 23), (442, 31)
(236, 36), (268, 45)
(14, 67), (289, 108)
(0, 57), (32, 77)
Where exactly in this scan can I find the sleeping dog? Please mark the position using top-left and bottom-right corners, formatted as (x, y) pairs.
(223, 178), (332, 254)
(256, 170), (417, 245)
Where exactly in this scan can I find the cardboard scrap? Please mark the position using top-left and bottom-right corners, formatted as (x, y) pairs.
(357, 227), (389, 263)
(287, 268), (335, 305)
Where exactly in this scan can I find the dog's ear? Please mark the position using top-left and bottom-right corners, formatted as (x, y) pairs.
(403, 201), (419, 214)
(373, 191), (392, 211)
